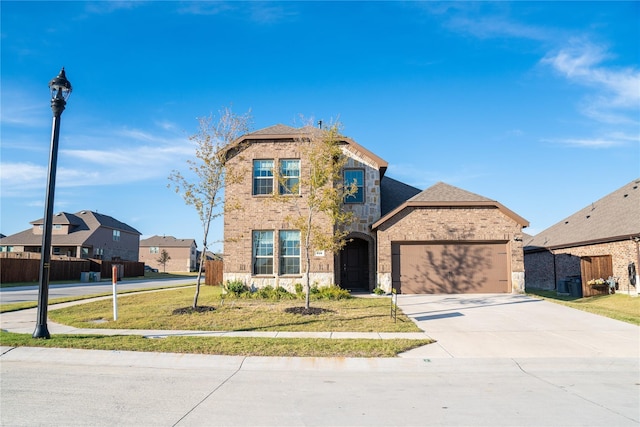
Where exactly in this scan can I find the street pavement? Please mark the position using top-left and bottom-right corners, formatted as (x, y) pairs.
(1, 293), (639, 426)
(0, 277), (197, 304)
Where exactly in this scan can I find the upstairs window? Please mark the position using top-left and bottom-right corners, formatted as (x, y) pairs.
(113, 230), (121, 241)
(279, 230), (300, 275)
(150, 246), (159, 254)
(253, 231), (274, 275)
(344, 169), (364, 204)
(253, 160), (274, 195)
(279, 159), (300, 195)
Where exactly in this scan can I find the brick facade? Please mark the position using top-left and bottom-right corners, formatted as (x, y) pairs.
(222, 126), (527, 294)
(223, 140), (377, 291)
(525, 239), (639, 293)
(139, 244), (197, 272)
(375, 206), (526, 293)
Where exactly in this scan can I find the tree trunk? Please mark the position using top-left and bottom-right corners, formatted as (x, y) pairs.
(193, 248), (206, 309)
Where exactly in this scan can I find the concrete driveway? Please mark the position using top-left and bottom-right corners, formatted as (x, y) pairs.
(395, 293), (639, 358)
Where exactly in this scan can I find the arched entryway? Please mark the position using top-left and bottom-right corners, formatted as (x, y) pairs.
(340, 237), (370, 291)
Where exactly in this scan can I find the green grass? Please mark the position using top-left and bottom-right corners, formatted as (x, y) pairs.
(0, 331), (431, 358)
(48, 286), (421, 333)
(526, 288), (640, 325)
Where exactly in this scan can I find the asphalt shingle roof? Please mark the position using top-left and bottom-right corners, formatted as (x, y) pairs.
(525, 178), (640, 250)
(0, 210), (140, 246)
(140, 235), (196, 248)
(409, 182), (493, 203)
(380, 176), (421, 216)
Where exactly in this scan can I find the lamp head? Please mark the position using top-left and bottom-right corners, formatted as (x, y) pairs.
(49, 68), (72, 101)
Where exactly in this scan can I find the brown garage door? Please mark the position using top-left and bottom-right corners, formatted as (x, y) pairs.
(392, 242), (509, 294)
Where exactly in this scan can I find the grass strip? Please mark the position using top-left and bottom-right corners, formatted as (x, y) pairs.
(526, 289), (640, 325)
(0, 331), (432, 358)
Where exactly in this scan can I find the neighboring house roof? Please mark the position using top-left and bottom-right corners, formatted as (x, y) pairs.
(140, 235), (196, 248)
(0, 210), (140, 246)
(525, 178), (640, 251)
(380, 176), (421, 216)
(372, 182), (529, 229)
(225, 124), (389, 177)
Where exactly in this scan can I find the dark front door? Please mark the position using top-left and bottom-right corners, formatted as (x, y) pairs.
(341, 238), (369, 291)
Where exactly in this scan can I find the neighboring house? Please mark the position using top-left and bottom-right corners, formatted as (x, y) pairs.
(524, 179), (640, 296)
(222, 124), (528, 294)
(139, 235), (197, 272)
(0, 210), (140, 261)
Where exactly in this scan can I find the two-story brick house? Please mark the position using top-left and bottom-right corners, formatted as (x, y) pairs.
(139, 235), (198, 272)
(0, 210), (140, 261)
(222, 124), (529, 294)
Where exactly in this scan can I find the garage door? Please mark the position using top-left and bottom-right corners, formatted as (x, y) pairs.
(391, 242), (509, 294)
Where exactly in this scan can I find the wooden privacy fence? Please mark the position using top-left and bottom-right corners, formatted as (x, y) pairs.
(205, 260), (223, 286)
(90, 260), (144, 279)
(0, 258), (90, 283)
(580, 255), (613, 297)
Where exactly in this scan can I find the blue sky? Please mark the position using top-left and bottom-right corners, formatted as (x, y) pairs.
(1, 1), (639, 253)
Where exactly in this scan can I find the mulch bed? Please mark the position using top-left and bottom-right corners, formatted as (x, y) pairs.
(172, 306), (216, 315)
(284, 306), (334, 315)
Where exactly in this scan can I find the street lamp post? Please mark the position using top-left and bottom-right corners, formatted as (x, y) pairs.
(33, 68), (72, 339)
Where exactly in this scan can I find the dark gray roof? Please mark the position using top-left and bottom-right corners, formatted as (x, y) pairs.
(525, 178), (640, 250)
(140, 235), (196, 248)
(246, 124), (298, 136)
(380, 176), (421, 216)
(409, 182), (493, 203)
(0, 210), (140, 246)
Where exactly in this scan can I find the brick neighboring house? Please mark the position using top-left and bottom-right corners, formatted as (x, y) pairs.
(222, 124), (528, 294)
(139, 235), (197, 272)
(524, 179), (640, 296)
(0, 210), (140, 261)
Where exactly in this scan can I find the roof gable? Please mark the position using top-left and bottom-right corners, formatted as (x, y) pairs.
(525, 178), (640, 250)
(373, 181), (528, 229)
(225, 124), (388, 175)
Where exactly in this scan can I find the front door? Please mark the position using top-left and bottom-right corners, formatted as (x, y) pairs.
(341, 238), (369, 291)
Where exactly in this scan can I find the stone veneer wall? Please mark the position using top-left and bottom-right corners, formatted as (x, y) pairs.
(375, 206), (525, 293)
(525, 239), (639, 294)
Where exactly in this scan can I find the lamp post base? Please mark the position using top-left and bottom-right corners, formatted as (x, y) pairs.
(32, 324), (51, 339)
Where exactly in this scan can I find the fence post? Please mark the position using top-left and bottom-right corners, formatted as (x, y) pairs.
(112, 265), (118, 321)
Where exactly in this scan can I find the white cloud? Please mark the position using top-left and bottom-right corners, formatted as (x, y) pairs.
(542, 40), (640, 124)
(543, 132), (638, 148)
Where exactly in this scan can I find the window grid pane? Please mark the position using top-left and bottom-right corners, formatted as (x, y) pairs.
(279, 230), (300, 275)
(253, 160), (274, 195)
(344, 169), (364, 203)
(279, 160), (300, 195)
(253, 231), (274, 275)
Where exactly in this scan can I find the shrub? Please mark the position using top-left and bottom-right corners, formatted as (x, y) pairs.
(294, 283), (304, 296)
(312, 284), (351, 300)
(373, 286), (385, 295)
(224, 280), (248, 296)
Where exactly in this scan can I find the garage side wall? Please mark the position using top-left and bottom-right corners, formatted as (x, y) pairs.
(524, 240), (638, 294)
(376, 207), (525, 293)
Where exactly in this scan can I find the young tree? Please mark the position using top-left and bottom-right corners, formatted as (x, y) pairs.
(156, 249), (171, 273)
(168, 107), (252, 309)
(276, 121), (357, 310)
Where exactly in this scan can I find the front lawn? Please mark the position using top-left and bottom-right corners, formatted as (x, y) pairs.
(48, 285), (421, 333)
(526, 288), (640, 325)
